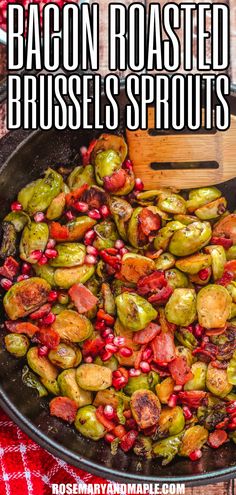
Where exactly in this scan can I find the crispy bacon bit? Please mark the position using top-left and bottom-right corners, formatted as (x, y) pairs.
(120, 430), (139, 452)
(81, 186), (108, 209)
(68, 283), (98, 314)
(0, 257), (19, 280)
(82, 337), (105, 357)
(103, 169), (126, 192)
(82, 139), (97, 166)
(65, 184), (89, 207)
(169, 357), (193, 386)
(133, 322), (161, 345)
(208, 430), (228, 448)
(49, 222), (69, 241)
(137, 271), (166, 296)
(138, 208), (161, 237)
(148, 286), (173, 305)
(178, 391), (208, 409)
(49, 397), (77, 424)
(151, 331), (176, 365)
(211, 237), (233, 249)
(35, 326), (60, 349)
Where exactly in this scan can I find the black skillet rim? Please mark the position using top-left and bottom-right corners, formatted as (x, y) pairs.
(0, 83), (236, 486)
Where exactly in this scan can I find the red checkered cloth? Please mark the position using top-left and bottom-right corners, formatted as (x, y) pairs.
(0, 408), (110, 495)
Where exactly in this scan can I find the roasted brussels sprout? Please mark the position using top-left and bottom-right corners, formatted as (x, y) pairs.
(184, 362), (207, 391)
(22, 365), (48, 397)
(175, 328), (198, 351)
(20, 222), (49, 264)
(19, 169), (63, 215)
(124, 373), (151, 396)
(4, 277), (51, 320)
(91, 134), (127, 164)
(67, 217), (97, 242)
(67, 165), (95, 190)
(155, 253), (176, 271)
(4, 211), (29, 232)
(76, 364), (112, 391)
(175, 254), (211, 275)
(158, 193), (187, 215)
(108, 195), (133, 240)
(0, 222), (17, 258)
(179, 426), (208, 456)
(158, 406), (185, 436)
(54, 264), (94, 289)
(227, 351), (236, 385)
(27, 347), (58, 381)
(156, 378), (175, 404)
(206, 362), (232, 397)
(93, 220), (118, 250)
(116, 292), (157, 331)
(197, 285), (232, 328)
(120, 253), (155, 284)
(169, 221), (212, 256)
(195, 197), (227, 220)
(165, 268), (189, 289)
(33, 263), (55, 286)
(226, 246), (236, 260)
(75, 405), (106, 440)
(48, 343), (82, 369)
(205, 245), (226, 281)
(186, 187), (221, 212)
(58, 369), (92, 407)
(130, 390), (161, 429)
(46, 192), (66, 220)
(133, 436), (153, 459)
(94, 355), (118, 372)
(153, 221), (184, 251)
(4, 333), (29, 357)
(153, 435), (182, 465)
(213, 214), (236, 245)
(95, 150), (121, 186)
(52, 310), (93, 342)
(165, 289), (197, 326)
(49, 243), (85, 267)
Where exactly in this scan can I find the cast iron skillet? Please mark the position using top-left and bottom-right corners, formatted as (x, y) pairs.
(1, 87), (236, 486)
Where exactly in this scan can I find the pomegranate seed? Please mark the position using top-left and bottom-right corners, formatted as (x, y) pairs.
(84, 230), (96, 246)
(84, 254), (97, 265)
(139, 361), (151, 373)
(105, 343), (119, 353)
(74, 201), (89, 213)
(112, 376), (127, 390)
(113, 336), (125, 347)
(168, 394), (178, 408)
(115, 239), (125, 250)
(101, 350), (113, 361)
(38, 346), (49, 357)
(22, 262), (31, 275)
(95, 320), (106, 331)
(38, 255), (48, 265)
(142, 348), (152, 361)
(105, 433), (115, 443)
(174, 385), (183, 392)
(123, 159), (133, 171)
(88, 209), (101, 220)
(119, 347), (133, 358)
(11, 201), (22, 211)
(0, 278), (13, 290)
(198, 268), (210, 281)
(120, 247), (129, 256)
(84, 356), (93, 363)
(47, 239), (56, 249)
(183, 406), (193, 420)
(17, 274), (29, 282)
(48, 290), (58, 303)
(129, 368), (141, 377)
(42, 312), (56, 325)
(65, 210), (75, 221)
(45, 249), (58, 259)
(194, 323), (204, 338)
(101, 327), (114, 338)
(189, 449), (202, 461)
(100, 205), (110, 218)
(34, 212), (45, 222)
(104, 405), (115, 420)
(126, 418), (137, 430)
(86, 245), (98, 256)
(134, 178), (144, 192)
(105, 334), (114, 344)
(30, 250), (43, 261)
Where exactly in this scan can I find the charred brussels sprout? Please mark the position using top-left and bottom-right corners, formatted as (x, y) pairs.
(169, 221), (212, 256)
(48, 343), (82, 369)
(19, 169), (63, 215)
(108, 196), (133, 240)
(4, 211), (29, 232)
(91, 134), (127, 164)
(175, 253), (211, 275)
(0, 222), (17, 258)
(116, 293), (157, 331)
(93, 220), (119, 250)
(49, 243), (85, 267)
(206, 362), (232, 397)
(197, 285), (232, 329)
(120, 253), (155, 284)
(52, 310), (93, 342)
(175, 328), (198, 350)
(75, 405), (106, 440)
(153, 435), (182, 465)
(179, 426), (208, 456)
(130, 390), (161, 429)
(156, 378), (175, 404)
(20, 222), (49, 264)
(67, 165), (95, 190)
(5, 333), (29, 357)
(22, 365), (48, 397)
(76, 364), (112, 391)
(58, 369), (92, 407)
(4, 277), (51, 320)
(158, 406), (185, 436)
(134, 436), (153, 459)
(165, 289), (197, 327)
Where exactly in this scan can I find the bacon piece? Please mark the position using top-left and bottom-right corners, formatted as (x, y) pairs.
(68, 283), (98, 314)
(138, 208), (161, 237)
(103, 169), (126, 192)
(49, 397), (77, 423)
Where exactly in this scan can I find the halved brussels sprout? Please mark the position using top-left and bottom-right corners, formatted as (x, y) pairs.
(4, 211), (30, 232)
(19, 169), (63, 215)
(48, 343), (82, 369)
(158, 406), (185, 436)
(130, 389), (161, 429)
(184, 362), (207, 391)
(175, 328), (198, 351)
(186, 187), (221, 212)
(175, 346), (193, 366)
(165, 268), (189, 289)
(4, 277), (51, 320)
(67, 217), (97, 242)
(0, 222), (17, 258)
(76, 364), (112, 391)
(128, 207), (146, 248)
(54, 264), (94, 289)
(75, 405), (106, 440)
(155, 253), (176, 271)
(153, 435), (181, 465)
(46, 192), (66, 220)
(165, 289), (197, 326)
(95, 150), (121, 186)
(175, 253), (211, 275)
(52, 309), (93, 342)
(227, 351), (236, 385)
(5, 333), (30, 357)
(108, 196), (133, 240)
(133, 436), (153, 459)
(153, 221), (184, 251)
(124, 373), (151, 396)
(93, 220), (119, 250)
(22, 365), (48, 397)
(197, 285), (232, 328)
(158, 193), (187, 215)
(226, 282), (236, 302)
(49, 243), (85, 267)
(179, 426), (208, 456)
(20, 222), (49, 264)
(93, 389), (119, 409)
(173, 214), (198, 225)
(226, 246), (236, 260)
(27, 347), (58, 381)
(206, 362), (232, 397)
(156, 377), (175, 404)
(101, 282), (116, 315)
(58, 369), (92, 407)
(94, 355), (118, 372)
(169, 221), (212, 256)
(205, 245), (226, 281)
(33, 263), (55, 286)
(67, 165), (95, 190)
(91, 134), (127, 164)
(120, 253), (155, 283)
(195, 197), (227, 220)
(116, 292), (157, 331)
